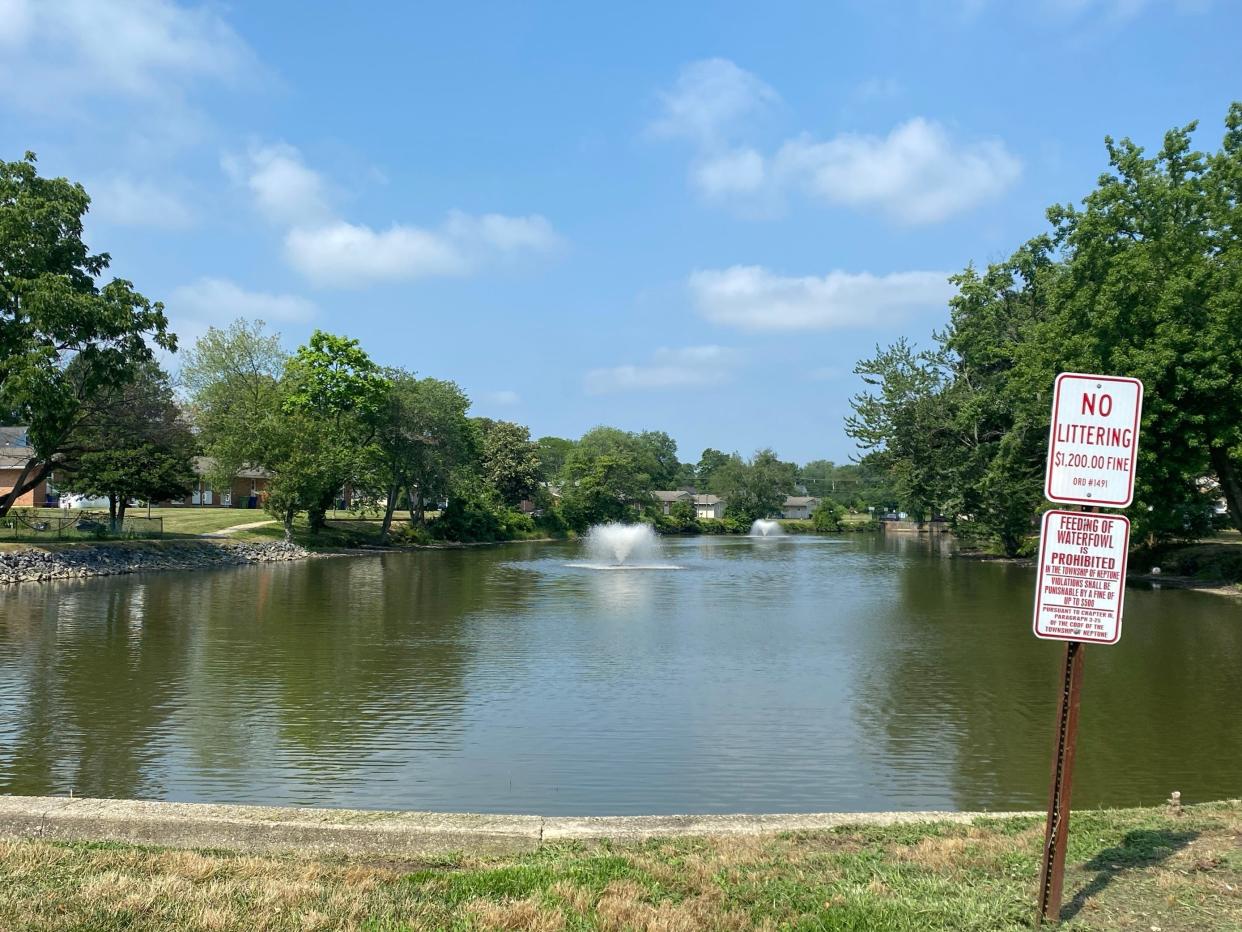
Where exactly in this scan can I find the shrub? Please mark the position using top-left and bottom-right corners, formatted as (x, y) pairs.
(812, 500), (846, 532)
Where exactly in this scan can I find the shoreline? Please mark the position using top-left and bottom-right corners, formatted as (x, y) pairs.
(0, 794), (1043, 856)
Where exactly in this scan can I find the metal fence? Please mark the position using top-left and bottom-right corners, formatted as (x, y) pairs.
(1, 510), (163, 541)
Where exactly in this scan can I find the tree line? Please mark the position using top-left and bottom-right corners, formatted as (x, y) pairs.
(847, 104), (1242, 555)
(1, 152), (893, 540)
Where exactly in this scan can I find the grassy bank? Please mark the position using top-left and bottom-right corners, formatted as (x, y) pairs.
(1130, 534), (1242, 592)
(1, 801), (1238, 930)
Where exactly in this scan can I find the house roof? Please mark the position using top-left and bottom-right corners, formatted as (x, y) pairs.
(0, 427), (34, 470)
(694, 494), (723, 506)
(651, 490), (693, 503)
(784, 496), (820, 507)
(0, 426), (30, 447)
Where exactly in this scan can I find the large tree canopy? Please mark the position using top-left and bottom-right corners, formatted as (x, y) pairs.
(61, 361), (196, 524)
(848, 105), (1242, 553)
(0, 153), (173, 515)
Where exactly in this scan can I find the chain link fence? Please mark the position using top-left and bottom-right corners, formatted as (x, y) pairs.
(1, 510), (163, 541)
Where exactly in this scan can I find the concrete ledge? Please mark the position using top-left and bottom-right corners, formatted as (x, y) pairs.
(0, 795), (1041, 858)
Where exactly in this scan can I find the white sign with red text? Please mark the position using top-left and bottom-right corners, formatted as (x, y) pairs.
(1045, 373), (1143, 508)
(1033, 510), (1130, 644)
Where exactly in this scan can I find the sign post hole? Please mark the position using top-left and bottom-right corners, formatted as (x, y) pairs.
(1034, 373), (1141, 924)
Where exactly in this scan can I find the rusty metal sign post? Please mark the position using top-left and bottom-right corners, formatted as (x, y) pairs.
(1034, 373), (1143, 924)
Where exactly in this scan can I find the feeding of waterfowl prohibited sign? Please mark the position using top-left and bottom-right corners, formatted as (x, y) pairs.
(1045, 373), (1143, 508)
(1033, 510), (1130, 644)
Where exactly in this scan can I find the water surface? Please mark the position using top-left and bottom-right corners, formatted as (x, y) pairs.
(1, 534), (1238, 814)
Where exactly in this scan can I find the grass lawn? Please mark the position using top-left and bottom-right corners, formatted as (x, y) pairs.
(1, 802), (1238, 930)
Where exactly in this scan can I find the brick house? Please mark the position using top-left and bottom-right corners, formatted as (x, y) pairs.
(164, 457), (272, 508)
(0, 427), (51, 507)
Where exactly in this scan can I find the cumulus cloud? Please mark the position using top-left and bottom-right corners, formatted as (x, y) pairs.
(223, 144), (333, 226)
(169, 278), (317, 324)
(585, 345), (741, 394)
(773, 118), (1021, 224)
(649, 58), (778, 146)
(284, 222), (469, 287)
(653, 60), (1020, 223)
(226, 142), (562, 288)
(0, 0), (255, 108)
(689, 266), (955, 331)
(88, 177), (195, 229)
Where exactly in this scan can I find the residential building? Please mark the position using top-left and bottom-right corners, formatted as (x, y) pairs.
(782, 496), (821, 520)
(163, 457), (272, 508)
(693, 494), (726, 520)
(0, 427), (51, 507)
(651, 490), (693, 514)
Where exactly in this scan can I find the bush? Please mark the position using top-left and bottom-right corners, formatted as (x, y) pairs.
(391, 523), (432, 546)
(812, 500), (846, 532)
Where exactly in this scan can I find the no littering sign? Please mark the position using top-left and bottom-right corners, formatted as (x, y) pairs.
(1033, 509), (1130, 645)
(1045, 372), (1143, 508)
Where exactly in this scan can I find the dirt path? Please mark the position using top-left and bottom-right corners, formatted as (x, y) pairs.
(202, 520), (277, 537)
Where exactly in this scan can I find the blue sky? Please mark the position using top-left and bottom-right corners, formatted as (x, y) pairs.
(2, 1), (1238, 464)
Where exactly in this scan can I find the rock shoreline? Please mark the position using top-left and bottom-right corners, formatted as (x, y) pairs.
(0, 540), (312, 585)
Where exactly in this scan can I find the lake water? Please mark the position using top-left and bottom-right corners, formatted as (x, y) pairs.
(1, 534), (1239, 815)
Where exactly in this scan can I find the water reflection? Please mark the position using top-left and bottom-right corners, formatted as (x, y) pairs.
(1, 535), (1239, 813)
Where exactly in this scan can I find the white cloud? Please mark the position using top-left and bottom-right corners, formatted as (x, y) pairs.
(482, 390), (521, 406)
(585, 345), (741, 394)
(689, 266), (955, 331)
(444, 211), (563, 253)
(88, 177), (195, 229)
(226, 142), (562, 288)
(284, 222), (469, 287)
(654, 60), (1020, 223)
(223, 143), (333, 226)
(773, 118), (1021, 224)
(170, 278), (317, 324)
(0, 0), (254, 108)
(649, 58), (778, 146)
(692, 148), (767, 198)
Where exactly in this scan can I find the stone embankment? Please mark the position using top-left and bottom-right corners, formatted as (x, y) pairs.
(0, 540), (311, 585)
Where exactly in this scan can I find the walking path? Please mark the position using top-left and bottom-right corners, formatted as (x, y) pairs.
(202, 520), (277, 537)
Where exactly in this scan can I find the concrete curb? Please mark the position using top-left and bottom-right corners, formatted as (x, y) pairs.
(0, 795), (1040, 857)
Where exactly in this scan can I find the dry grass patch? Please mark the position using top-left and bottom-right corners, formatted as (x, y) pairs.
(0, 803), (1240, 930)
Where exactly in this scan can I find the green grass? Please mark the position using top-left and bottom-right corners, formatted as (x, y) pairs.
(1, 801), (1238, 930)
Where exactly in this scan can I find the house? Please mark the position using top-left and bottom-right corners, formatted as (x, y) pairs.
(0, 427), (52, 507)
(693, 494), (726, 520)
(782, 496), (820, 520)
(162, 457), (272, 508)
(651, 490), (693, 515)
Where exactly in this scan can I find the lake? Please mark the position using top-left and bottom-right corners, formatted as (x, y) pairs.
(1, 533), (1239, 815)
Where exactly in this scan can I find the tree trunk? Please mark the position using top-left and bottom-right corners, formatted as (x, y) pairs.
(108, 494), (118, 532)
(380, 483), (399, 540)
(282, 506), (295, 542)
(1209, 446), (1242, 533)
(0, 461), (53, 519)
(117, 498), (128, 524)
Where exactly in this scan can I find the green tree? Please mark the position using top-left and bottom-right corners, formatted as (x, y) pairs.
(275, 331), (387, 535)
(696, 448), (731, 488)
(710, 449), (798, 524)
(846, 105), (1242, 550)
(811, 499), (846, 532)
(180, 319), (286, 493)
(475, 418), (540, 507)
(535, 436), (574, 481)
(0, 153), (173, 516)
(61, 362), (196, 525)
(370, 370), (474, 537)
